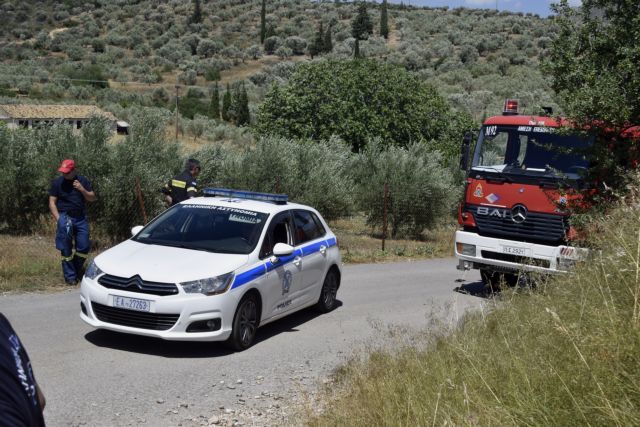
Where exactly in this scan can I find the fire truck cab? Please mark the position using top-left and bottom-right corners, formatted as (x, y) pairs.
(455, 100), (589, 287)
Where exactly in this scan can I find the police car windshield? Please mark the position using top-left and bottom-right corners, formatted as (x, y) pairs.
(472, 125), (592, 179)
(133, 204), (268, 255)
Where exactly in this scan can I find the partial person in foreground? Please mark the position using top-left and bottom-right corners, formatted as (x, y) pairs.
(48, 159), (97, 286)
(0, 313), (46, 427)
(162, 158), (201, 206)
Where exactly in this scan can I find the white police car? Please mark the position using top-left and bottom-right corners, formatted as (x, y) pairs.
(79, 189), (342, 351)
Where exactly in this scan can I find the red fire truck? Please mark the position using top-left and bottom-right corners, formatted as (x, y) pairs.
(455, 100), (590, 287)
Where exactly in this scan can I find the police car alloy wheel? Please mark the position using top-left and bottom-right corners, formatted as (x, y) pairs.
(79, 189), (342, 351)
(316, 269), (339, 313)
(228, 293), (259, 351)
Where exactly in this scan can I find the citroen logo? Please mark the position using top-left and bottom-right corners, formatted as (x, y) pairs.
(511, 204), (528, 224)
(126, 275), (144, 289)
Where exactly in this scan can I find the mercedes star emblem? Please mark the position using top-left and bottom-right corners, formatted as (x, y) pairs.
(511, 204), (528, 224)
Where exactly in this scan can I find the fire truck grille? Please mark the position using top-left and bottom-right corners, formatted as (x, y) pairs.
(468, 205), (568, 245)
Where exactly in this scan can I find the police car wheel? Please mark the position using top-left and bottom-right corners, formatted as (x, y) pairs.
(316, 270), (338, 313)
(228, 294), (259, 351)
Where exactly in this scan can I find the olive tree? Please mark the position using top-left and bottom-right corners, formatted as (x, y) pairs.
(256, 59), (472, 156)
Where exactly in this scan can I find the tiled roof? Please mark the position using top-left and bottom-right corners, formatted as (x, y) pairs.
(0, 104), (117, 121)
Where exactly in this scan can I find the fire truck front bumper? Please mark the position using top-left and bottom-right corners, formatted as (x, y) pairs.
(454, 230), (587, 274)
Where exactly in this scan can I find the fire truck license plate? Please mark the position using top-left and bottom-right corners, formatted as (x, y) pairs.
(501, 245), (530, 257)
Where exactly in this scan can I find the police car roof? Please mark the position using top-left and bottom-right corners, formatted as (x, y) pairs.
(178, 196), (312, 215)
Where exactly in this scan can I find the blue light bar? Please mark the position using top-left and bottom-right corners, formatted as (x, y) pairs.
(203, 188), (288, 204)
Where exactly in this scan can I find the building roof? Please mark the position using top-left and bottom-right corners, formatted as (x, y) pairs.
(0, 104), (117, 121)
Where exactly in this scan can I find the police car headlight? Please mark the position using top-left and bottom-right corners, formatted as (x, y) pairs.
(84, 260), (103, 280)
(181, 273), (234, 296)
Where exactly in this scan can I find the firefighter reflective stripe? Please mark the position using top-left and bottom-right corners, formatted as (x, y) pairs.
(187, 187), (196, 192)
(171, 179), (187, 188)
(62, 254), (74, 261)
(75, 252), (88, 258)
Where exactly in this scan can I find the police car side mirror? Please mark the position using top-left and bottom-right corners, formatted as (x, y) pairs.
(273, 243), (294, 257)
(131, 225), (144, 237)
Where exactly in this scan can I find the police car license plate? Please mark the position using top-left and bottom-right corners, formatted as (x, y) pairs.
(501, 245), (529, 257)
(112, 295), (151, 312)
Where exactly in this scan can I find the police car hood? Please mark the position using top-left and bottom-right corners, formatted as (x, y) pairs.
(95, 240), (249, 283)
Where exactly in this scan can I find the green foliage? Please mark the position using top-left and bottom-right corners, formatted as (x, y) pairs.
(190, 0), (202, 25)
(204, 66), (220, 82)
(380, 0), (389, 39)
(0, 111), (179, 240)
(351, 140), (457, 238)
(310, 22), (324, 58)
(209, 83), (220, 120)
(97, 109), (181, 240)
(260, 0), (266, 44)
(221, 83), (231, 122)
(546, 0), (640, 193)
(351, 2), (373, 41)
(233, 82), (250, 126)
(193, 137), (354, 221)
(256, 59), (471, 155)
(62, 64), (108, 89)
(178, 89), (208, 120)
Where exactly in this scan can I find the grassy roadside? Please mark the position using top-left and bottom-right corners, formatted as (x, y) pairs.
(305, 205), (640, 426)
(0, 215), (455, 294)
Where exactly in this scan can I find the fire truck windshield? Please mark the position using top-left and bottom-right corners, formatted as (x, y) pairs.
(472, 125), (592, 180)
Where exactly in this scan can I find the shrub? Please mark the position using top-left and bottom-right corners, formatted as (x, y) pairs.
(284, 36), (307, 55)
(264, 36), (282, 54)
(351, 141), (457, 238)
(193, 137), (354, 220)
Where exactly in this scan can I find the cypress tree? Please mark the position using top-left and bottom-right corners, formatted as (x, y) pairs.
(222, 83), (232, 122)
(380, 0), (389, 39)
(310, 22), (324, 58)
(323, 23), (333, 53)
(191, 0), (202, 24)
(236, 82), (250, 126)
(260, 0), (266, 44)
(351, 1), (373, 57)
(209, 83), (220, 120)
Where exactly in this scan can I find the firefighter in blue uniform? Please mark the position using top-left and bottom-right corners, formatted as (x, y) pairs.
(162, 158), (200, 206)
(48, 159), (97, 286)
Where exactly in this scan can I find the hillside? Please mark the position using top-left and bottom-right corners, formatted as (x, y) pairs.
(0, 0), (559, 131)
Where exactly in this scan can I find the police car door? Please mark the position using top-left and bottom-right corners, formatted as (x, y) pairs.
(292, 209), (330, 306)
(260, 211), (303, 320)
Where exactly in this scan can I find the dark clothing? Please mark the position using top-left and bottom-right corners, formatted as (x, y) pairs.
(55, 214), (90, 283)
(48, 175), (92, 218)
(49, 175), (92, 283)
(0, 314), (45, 427)
(162, 171), (198, 205)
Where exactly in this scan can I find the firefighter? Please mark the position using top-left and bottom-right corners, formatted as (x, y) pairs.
(162, 158), (201, 206)
(48, 159), (97, 286)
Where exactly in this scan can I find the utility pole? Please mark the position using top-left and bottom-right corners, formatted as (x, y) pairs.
(175, 85), (180, 140)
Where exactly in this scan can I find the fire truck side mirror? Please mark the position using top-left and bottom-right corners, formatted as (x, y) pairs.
(460, 132), (473, 171)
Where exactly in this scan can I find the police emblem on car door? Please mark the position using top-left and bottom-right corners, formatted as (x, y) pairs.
(260, 212), (302, 318)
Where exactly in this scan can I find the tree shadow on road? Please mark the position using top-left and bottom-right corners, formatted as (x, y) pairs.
(84, 300), (343, 358)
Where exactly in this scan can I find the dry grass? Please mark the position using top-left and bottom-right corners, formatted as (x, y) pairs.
(330, 215), (454, 264)
(0, 233), (65, 293)
(307, 205), (640, 426)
